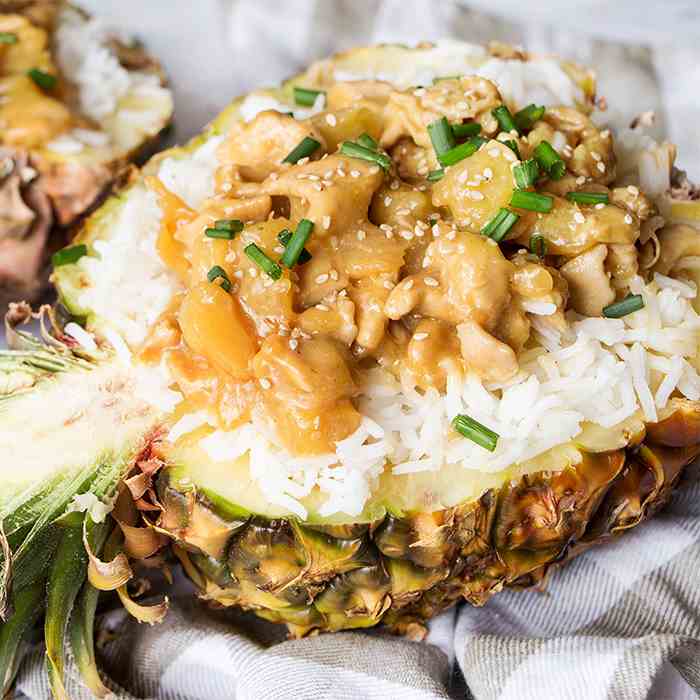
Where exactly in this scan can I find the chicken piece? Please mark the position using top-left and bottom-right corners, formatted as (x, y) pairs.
(336, 222), (408, 280)
(230, 154), (384, 238)
(510, 196), (640, 257)
(431, 140), (518, 231)
(609, 185), (655, 222)
(653, 224), (700, 276)
(542, 107), (615, 185)
(349, 276), (394, 351)
(606, 243), (639, 289)
(405, 319), (462, 391)
(457, 319), (519, 383)
(380, 77), (502, 154)
(217, 110), (326, 182)
(297, 295), (357, 346)
(389, 139), (433, 181)
(560, 244), (615, 317)
(385, 229), (513, 330)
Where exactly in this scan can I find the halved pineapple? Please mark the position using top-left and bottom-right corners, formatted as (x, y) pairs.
(0, 0), (173, 309)
(2, 40), (700, 699)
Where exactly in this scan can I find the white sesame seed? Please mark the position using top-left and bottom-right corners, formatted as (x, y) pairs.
(289, 339), (298, 350)
(424, 276), (439, 287)
(488, 148), (500, 158)
(597, 162), (606, 173)
(595, 202), (606, 209)
(316, 304), (329, 311)
(483, 167), (493, 179)
(273, 245), (285, 255)
(383, 280), (394, 290)
(591, 151), (602, 162)
(380, 224), (393, 232)
(600, 129), (610, 138)
(350, 169), (361, 178)
(413, 88), (426, 97)
(369, 165), (380, 174)
(627, 185), (639, 196)
(260, 378), (272, 390)
(308, 174), (320, 181)
(322, 215), (331, 230)
(624, 214), (633, 224)
(384, 196), (393, 207)
(390, 180), (400, 190)
(413, 332), (428, 341)
(314, 183), (323, 191)
(576, 176), (586, 185)
(469, 191), (484, 201)
(396, 208), (411, 216)
(357, 229), (366, 240)
(249, 267), (258, 277)
(298, 157), (310, 166)
(325, 113), (337, 126)
(400, 230), (414, 240)
(330, 269), (339, 281)
(573, 212), (585, 224)
(315, 273), (329, 284)
(336, 168), (346, 177)
(404, 279), (414, 290)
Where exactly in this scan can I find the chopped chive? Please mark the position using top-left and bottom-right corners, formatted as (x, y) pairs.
(52, 244), (87, 267)
(283, 136), (321, 164)
(452, 122), (481, 140)
(503, 139), (521, 159)
(340, 141), (391, 171)
(244, 243), (282, 280)
(602, 294), (645, 319)
(529, 234), (547, 258)
(452, 414), (499, 452)
(205, 219), (244, 239)
(534, 141), (566, 180)
(434, 75), (460, 82)
(357, 133), (378, 150)
(492, 105), (518, 134)
(0, 32), (18, 44)
(280, 219), (314, 268)
(27, 67), (56, 90)
(207, 265), (232, 292)
(481, 208), (519, 242)
(566, 191), (609, 206)
(293, 86), (324, 107)
(427, 116), (456, 158)
(510, 190), (554, 213)
(514, 103), (545, 132)
(427, 168), (444, 182)
(278, 229), (312, 265)
(513, 158), (540, 189)
(438, 136), (486, 167)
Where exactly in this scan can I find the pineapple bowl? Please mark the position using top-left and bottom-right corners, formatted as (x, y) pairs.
(2, 40), (700, 698)
(0, 0), (173, 310)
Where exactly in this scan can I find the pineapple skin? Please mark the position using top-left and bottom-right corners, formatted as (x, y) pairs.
(157, 401), (700, 638)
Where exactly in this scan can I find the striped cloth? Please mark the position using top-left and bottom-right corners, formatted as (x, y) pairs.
(14, 465), (700, 699)
(10, 1), (700, 697)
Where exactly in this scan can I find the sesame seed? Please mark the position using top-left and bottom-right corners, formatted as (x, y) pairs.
(413, 88), (426, 97)
(627, 185), (639, 196)
(469, 191), (484, 201)
(404, 279), (414, 290)
(221, 182), (233, 192)
(595, 202), (606, 209)
(330, 269), (339, 281)
(396, 208), (411, 216)
(424, 276), (439, 287)
(591, 151), (601, 162)
(337, 168), (346, 177)
(249, 267), (258, 277)
(576, 176), (587, 185)
(316, 304), (329, 311)
(308, 174), (320, 181)
(573, 212), (585, 224)
(325, 113), (337, 126)
(380, 224), (394, 232)
(273, 245), (285, 254)
(289, 339), (298, 350)
(624, 214), (633, 224)
(400, 230), (414, 240)
(322, 215), (331, 230)
(350, 169), (361, 178)
(383, 280), (394, 290)
(369, 165), (380, 174)
(488, 147), (500, 158)
(298, 157), (310, 166)
(483, 167), (493, 179)
(596, 162), (606, 173)
(384, 196), (393, 206)
(357, 229), (366, 240)
(390, 180), (400, 190)
(413, 332), (428, 341)
(315, 273), (329, 284)
(260, 378), (272, 390)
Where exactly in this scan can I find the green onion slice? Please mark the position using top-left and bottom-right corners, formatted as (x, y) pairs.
(206, 265), (232, 292)
(514, 103), (545, 132)
(566, 191), (609, 206)
(283, 136), (321, 164)
(293, 86), (324, 107)
(481, 208), (519, 242)
(438, 136), (486, 167)
(452, 122), (481, 140)
(427, 117), (456, 158)
(513, 158), (540, 189)
(492, 105), (518, 134)
(434, 75), (460, 82)
(27, 67), (56, 90)
(205, 219), (244, 239)
(0, 32), (18, 44)
(52, 244), (87, 268)
(529, 234), (547, 258)
(244, 243), (282, 280)
(503, 139), (521, 159)
(510, 190), (554, 213)
(340, 141), (391, 171)
(452, 414), (499, 452)
(357, 133), (378, 150)
(602, 294), (645, 319)
(280, 219), (314, 268)
(534, 141), (566, 180)
(427, 169), (444, 182)
(278, 229), (312, 265)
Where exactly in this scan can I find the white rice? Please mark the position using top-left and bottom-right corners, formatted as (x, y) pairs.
(196, 276), (700, 518)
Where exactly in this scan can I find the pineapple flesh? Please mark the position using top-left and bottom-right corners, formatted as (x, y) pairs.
(2, 39), (700, 698)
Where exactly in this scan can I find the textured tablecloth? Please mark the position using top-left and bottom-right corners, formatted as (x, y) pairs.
(10, 1), (700, 698)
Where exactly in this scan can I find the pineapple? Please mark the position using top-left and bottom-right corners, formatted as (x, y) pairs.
(2, 40), (700, 700)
